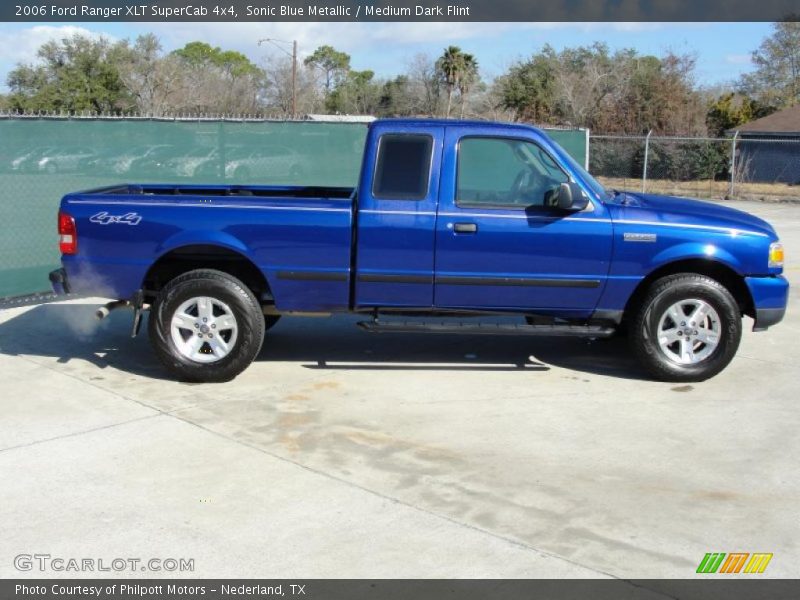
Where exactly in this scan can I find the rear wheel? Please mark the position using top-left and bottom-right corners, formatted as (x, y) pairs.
(149, 269), (265, 382)
(630, 273), (741, 382)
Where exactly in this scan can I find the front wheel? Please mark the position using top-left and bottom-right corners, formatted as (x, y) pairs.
(148, 269), (265, 383)
(630, 274), (742, 382)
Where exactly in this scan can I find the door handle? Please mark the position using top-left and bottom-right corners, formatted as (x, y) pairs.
(453, 222), (478, 234)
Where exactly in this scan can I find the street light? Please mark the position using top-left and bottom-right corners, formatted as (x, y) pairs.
(258, 38), (297, 118)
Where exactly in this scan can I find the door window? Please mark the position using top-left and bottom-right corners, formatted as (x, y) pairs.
(456, 137), (569, 208)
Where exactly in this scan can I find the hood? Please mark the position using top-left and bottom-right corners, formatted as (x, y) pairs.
(606, 192), (776, 238)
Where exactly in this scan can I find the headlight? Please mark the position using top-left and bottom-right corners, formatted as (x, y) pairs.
(769, 242), (784, 268)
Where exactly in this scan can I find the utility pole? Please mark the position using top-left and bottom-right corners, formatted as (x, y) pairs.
(258, 38), (298, 119)
(292, 40), (297, 119)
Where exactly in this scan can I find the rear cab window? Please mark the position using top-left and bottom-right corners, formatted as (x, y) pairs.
(372, 134), (433, 200)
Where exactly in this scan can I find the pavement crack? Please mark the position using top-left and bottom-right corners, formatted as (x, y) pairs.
(0, 414), (160, 454)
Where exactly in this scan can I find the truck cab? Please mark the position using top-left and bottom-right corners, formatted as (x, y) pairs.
(354, 120), (609, 315)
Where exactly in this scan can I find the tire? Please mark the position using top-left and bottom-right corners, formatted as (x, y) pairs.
(148, 269), (265, 383)
(264, 314), (281, 331)
(630, 273), (741, 382)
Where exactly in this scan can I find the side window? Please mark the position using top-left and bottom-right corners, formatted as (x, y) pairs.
(373, 134), (433, 200)
(457, 137), (569, 208)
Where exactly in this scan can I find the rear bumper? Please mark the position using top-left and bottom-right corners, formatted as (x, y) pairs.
(49, 268), (70, 295)
(745, 275), (789, 331)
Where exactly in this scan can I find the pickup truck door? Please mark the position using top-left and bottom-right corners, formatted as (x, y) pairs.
(433, 125), (613, 315)
(354, 124), (444, 308)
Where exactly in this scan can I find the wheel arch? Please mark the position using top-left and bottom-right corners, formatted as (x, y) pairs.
(143, 243), (271, 304)
(624, 258), (755, 321)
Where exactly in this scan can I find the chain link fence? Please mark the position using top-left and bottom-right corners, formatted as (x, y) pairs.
(590, 133), (800, 202)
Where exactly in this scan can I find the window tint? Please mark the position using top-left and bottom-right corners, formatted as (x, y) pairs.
(457, 137), (569, 208)
(373, 134), (433, 199)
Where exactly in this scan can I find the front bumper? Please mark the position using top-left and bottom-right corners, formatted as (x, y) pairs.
(49, 268), (70, 295)
(745, 275), (789, 331)
(753, 306), (786, 331)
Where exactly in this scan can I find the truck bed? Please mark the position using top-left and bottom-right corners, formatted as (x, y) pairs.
(60, 184), (356, 311)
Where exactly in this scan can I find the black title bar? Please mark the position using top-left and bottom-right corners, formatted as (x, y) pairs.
(3, 0), (800, 22)
(3, 579), (800, 600)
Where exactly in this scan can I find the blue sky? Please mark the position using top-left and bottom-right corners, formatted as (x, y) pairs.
(0, 22), (771, 91)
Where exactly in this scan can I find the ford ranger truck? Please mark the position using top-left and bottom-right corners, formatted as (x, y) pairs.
(49, 119), (788, 383)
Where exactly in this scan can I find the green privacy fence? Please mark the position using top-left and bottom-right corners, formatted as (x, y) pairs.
(547, 127), (589, 171)
(0, 116), (587, 299)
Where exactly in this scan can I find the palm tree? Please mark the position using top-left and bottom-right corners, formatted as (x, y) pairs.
(437, 46), (464, 118)
(458, 54), (478, 118)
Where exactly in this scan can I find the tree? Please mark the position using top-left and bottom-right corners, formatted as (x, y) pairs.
(497, 46), (558, 123)
(472, 79), (513, 121)
(618, 51), (704, 135)
(304, 45), (350, 96)
(496, 44), (704, 134)
(457, 54), (479, 118)
(174, 42), (261, 79)
(327, 69), (381, 114)
(706, 92), (772, 137)
(437, 46), (466, 118)
(378, 76), (414, 116)
(406, 53), (441, 116)
(551, 43), (621, 128)
(262, 54), (322, 116)
(740, 21), (800, 109)
(170, 41), (264, 114)
(118, 34), (183, 114)
(7, 34), (134, 113)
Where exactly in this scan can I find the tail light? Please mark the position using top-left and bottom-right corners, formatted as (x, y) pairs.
(58, 211), (77, 255)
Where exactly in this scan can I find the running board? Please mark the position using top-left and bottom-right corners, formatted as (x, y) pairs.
(357, 320), (615, 338)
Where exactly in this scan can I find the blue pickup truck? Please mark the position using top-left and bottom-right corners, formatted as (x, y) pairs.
(50, 118), (788, 383)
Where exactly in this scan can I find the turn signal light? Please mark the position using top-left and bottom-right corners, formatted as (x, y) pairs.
(768, 242), (784, 269)
(58, 211), (77, 255)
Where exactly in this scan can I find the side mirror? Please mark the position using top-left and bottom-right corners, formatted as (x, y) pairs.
(555, 182), (590, 211)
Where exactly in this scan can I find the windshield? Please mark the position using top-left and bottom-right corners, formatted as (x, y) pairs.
(547, 138), (607, 202)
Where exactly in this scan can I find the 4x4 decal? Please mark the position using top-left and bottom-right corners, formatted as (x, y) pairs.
(89, 211), (142, 226)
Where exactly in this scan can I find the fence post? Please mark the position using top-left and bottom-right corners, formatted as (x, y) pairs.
(642, 129), (652, 193)
(729, 130), (739, 198)
(584, 128), (590, 170)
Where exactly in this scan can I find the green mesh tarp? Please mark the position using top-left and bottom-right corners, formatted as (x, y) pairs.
(0, 117), (586, 298)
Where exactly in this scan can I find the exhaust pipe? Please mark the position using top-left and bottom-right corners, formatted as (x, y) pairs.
(95, 300), (129, 320)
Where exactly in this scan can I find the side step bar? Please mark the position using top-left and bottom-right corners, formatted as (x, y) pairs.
(357, 320), (615, 338)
